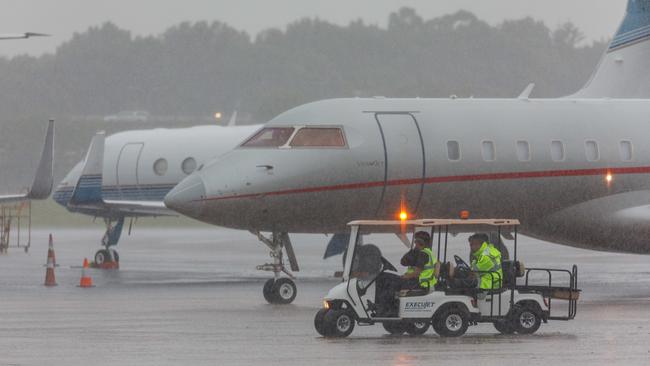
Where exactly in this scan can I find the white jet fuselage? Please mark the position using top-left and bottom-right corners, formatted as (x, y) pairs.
(166, 97), (650, 253)
(54, 124), (260, 217)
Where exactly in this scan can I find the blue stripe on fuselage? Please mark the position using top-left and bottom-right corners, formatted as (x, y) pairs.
(53, 183), (175, 208)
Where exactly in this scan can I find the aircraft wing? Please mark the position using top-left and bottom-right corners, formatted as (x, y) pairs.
(0, 32), (49, 40)
(0, 120), (54, 204)
(102, 200), (171, 216)
(67, 131), (174, 217)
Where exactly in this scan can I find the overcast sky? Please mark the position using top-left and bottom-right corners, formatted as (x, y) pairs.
(0, 0), (628, 57)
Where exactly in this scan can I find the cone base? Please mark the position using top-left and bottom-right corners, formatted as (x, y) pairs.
(79, 277), (94, 288)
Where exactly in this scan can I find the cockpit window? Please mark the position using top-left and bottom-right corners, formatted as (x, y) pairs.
(289, 128), (346, 147)
(241, 127), (295, 148)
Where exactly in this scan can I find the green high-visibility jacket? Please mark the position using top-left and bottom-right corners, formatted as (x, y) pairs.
(419, 248), (438, 289)
(471, 242), (502, 290)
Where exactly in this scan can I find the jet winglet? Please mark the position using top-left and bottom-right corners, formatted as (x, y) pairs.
(26, 119), (54, 200)
(518, 83), (535, 99)
(70, 131), (105, 205)
(227, 110), (238, 127)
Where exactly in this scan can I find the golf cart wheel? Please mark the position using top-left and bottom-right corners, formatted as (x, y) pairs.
(272, 278), (297, 304)
(263, 279), (277, 303)
(314, 308), (330, 336)
(433, 307), (469, 337)
(382, 321), (406, 335)
(323, 310), (355, 338)
(493, 319), (516, 334)
(513, 305), (542, 335)
(405, 321), (430, 336)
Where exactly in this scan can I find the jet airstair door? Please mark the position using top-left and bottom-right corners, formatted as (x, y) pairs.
(375, 114), (425, 218)
(116, 143), (144, 200)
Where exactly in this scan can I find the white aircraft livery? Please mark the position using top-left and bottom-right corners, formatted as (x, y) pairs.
(164, 0), (650, 303)
(53, 122), (259, 265)
(0, 120), (54, 204)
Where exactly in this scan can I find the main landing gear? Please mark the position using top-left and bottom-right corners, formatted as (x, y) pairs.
(254, 231), (299, 304)
(93, 217), (124, 269)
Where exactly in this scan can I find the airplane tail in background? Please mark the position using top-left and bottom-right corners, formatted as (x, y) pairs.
(573, 0), (650, 98)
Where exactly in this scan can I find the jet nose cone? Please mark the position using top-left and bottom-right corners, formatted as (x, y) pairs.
(164, 174), (207, 217)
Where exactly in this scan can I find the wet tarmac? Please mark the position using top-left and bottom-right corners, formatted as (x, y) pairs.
(0, 228), (648, 365)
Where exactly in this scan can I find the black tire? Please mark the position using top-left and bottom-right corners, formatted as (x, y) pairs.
(493, 319), (516, 334)
(405, 321), (430, 336)
(323, 310), (355, 338)
(382, 321), (407, 335)
(433, 307), (469, 337)
(263, 279), (277, 303)
(314, 308), (330, 336)
(513, 305), (542, 335)
(272, 278), (297, 304)
(94, 249), (110, 265)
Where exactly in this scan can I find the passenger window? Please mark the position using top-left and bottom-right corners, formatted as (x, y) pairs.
(619, 140), (633, 161)
(516, 141), (530, 161)
(289, 128), (346, 147)
(585, 140), (599, 161)
(482, 141), (495, 162)
(447, 141), (460, 161)
(153, 158), (168, 176)
(181, 157), (197, 175)
(551, 141), (565, 162)
(241, 127), (295, 148)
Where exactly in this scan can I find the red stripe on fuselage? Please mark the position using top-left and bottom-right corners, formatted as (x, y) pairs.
(198, 166), (650, 202)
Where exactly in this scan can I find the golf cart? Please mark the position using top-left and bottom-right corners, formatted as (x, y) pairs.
(314, 218), (580, 338)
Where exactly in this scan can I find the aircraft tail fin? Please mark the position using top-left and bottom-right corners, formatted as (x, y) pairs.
(70, 132), (105, 205)
(573, 0), (650, 98)
(26, 119), (54, 200)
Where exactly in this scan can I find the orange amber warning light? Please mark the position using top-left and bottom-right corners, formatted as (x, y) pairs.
(460, 210), (470, 220)
(399, 211), (408, 221)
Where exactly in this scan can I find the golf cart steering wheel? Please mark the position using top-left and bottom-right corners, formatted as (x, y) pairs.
(454, 255), (470, 270)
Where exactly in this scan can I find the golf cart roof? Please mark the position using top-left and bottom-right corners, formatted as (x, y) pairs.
(347, 219), (520, 227)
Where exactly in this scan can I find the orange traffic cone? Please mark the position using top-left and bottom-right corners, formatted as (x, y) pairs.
(44, 234), (57, 286)
(46, 233), (56, 267)
(78, 258), (94, 288)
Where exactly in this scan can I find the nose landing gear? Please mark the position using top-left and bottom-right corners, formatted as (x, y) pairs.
(92, 217), (123, 269)
(254, 231), (299, 304)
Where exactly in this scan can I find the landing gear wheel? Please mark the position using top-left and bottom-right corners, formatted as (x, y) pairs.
(433, 307), (469, 337)
(272, 278), (297, 304)
(382, 321), (406, 335)
(323, 310), (355, 338)
(263, 279), (277, 303)
(94, 249), (110, 266)
(405, 321), (430, 335)
(263, 278), (297, 304)
(314, 308), (330, 336)
(513, 306), (542, 334)
(493, 319), (516, 334)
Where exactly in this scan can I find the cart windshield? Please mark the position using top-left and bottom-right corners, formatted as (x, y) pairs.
(348, 225), (435, 282)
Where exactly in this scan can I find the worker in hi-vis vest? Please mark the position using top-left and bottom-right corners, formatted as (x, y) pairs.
(468, 233), (503, 290)
(400, 231), (438, 290)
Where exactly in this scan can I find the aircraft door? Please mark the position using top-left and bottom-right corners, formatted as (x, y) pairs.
(116, 143), (144, 199)
(375, 113), (425, 218)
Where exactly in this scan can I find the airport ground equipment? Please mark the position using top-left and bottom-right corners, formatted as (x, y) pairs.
(0, 201), (32, 253)
(314, 219), (580, 338)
